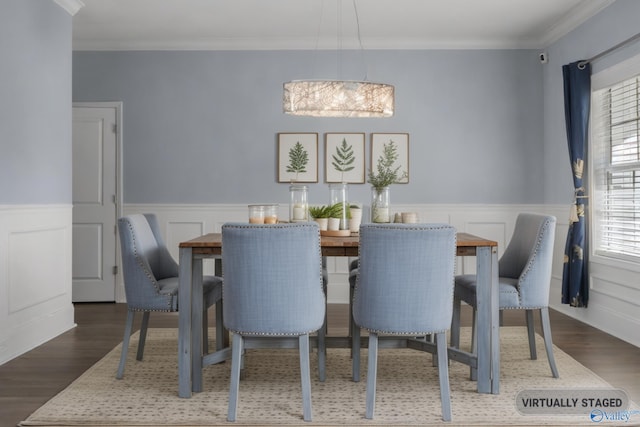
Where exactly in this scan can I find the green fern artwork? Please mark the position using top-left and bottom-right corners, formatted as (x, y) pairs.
(368, 139), (407, 190)
(331, 138), (355, 182)
(286, 141), (309, 181)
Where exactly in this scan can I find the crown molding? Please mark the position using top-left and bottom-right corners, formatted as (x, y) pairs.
(53, 0), (84, 16)
(538, 0), (616, 47)
(71, 36), (545, 52)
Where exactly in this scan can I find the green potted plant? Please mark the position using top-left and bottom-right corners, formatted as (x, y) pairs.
(326, 202), (351, 231)
(367, 141), (407, 223)
(308, 205), (330, 218)
(308, 205), (330, 230)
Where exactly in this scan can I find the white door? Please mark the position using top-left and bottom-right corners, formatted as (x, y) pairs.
(72, 104), (120, 302)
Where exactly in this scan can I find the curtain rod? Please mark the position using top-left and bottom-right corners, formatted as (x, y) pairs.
(578, 32), (640, 69)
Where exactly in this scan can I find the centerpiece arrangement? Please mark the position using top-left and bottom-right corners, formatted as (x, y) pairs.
(309, 203), (351, 235)
(368, 140), (407, 223)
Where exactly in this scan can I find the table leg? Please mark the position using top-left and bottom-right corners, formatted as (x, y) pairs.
(490, 247), (500, 394)
(178, 247), (193, 398)
(191, 256), (204, 393)
(475, 246), (499, 394)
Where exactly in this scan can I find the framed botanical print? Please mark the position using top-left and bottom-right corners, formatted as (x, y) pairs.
(370, 133), (409, 184)
(325, 133), (365, 183)
(277, 133), (318, 183)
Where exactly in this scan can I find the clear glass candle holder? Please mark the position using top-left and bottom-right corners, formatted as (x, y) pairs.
(289, 184), (309, 222)
(249, 204), (278, 224)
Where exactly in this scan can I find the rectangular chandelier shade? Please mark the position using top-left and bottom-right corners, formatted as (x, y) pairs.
(283, 80), (394, 118)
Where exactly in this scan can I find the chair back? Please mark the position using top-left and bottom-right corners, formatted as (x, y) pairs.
(498, 213), (556, 308)
(222, 222), (325, 335)
(353, 223), (457, 334)
(118, 214), (179, 311)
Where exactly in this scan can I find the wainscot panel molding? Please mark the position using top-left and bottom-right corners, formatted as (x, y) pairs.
(122, 204), (639, 348)
(542, 206), (640, 348)
(550, 258), (640, 348)
(0, 205), (75, 365)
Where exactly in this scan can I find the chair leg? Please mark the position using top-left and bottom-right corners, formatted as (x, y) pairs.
(365, 332), (379, 419)
(299, 334), (313, 422)
(239, 345), (246, 381)
(436, 332), (452, 422)
(429, 334), (438, 367)
(318, 319), (326, 382)
(352, 319), (361, 382)
(215, 299), (225, 351)
(412, 334), (437, 367)
(349, 281), (355, 352)
(116, 310), (135, 379)
(525, 309), (537, 360)
(227, 334), (244, 422)
(540, 308), (559, 378)
(450, 296), (461, 348)
(136, 311), (150, 361)
(470, 307), (478, 381)
(202, 306), (209, 355)
(319, 264), (327, 382)
(471, 306), (477, 352)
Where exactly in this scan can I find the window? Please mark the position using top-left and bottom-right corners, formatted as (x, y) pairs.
(592, 73), (640, 261)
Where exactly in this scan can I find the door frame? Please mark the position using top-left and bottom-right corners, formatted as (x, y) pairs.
(72, 101), (125, 302)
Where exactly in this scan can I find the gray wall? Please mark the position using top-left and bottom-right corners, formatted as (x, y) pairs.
(73, 49), (544, 206)
(0, 0), (72, 204)
(4, 1), (638, 207)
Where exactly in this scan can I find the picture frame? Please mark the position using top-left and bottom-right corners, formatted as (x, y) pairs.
(325, 133), (366, 183)
(370, 133), (409, 184)
(277, 133), (318, 183)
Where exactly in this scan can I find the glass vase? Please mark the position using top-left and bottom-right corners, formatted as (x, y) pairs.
(371, 186), (390, 223)
(329, 183), (349, 230)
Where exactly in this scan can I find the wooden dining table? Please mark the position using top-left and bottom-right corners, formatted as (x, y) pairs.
(177, 230), (499, 398)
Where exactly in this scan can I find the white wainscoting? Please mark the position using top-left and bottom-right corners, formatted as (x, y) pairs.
(550, 249), (640, 348)
(0, 205), (75, 365)
(123, 203), (640, 348)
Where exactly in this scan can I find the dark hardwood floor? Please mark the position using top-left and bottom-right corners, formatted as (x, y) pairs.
(1, 303), (638, 427)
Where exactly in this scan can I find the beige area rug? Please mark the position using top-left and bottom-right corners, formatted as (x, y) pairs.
(20, 327), (639, 426)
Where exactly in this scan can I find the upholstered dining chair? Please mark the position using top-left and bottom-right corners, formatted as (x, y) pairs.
(450, 213), (559, 379)
(116, 214), (223, 379)
(351, 223), (457, 421)
(222, 222), (326, 422)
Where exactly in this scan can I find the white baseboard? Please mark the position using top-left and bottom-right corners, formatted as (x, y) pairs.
(550, 298), (640, 348)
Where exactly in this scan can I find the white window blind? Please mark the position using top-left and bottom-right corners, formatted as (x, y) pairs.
(592, 75), (640, 260)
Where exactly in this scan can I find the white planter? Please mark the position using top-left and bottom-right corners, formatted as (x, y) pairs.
(314, 218), (328, 231)
(349, 208), (363, 233)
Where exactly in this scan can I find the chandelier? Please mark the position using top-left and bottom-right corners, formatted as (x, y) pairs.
(283, 80), (394, 118)
(283, 1), (394, 118)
